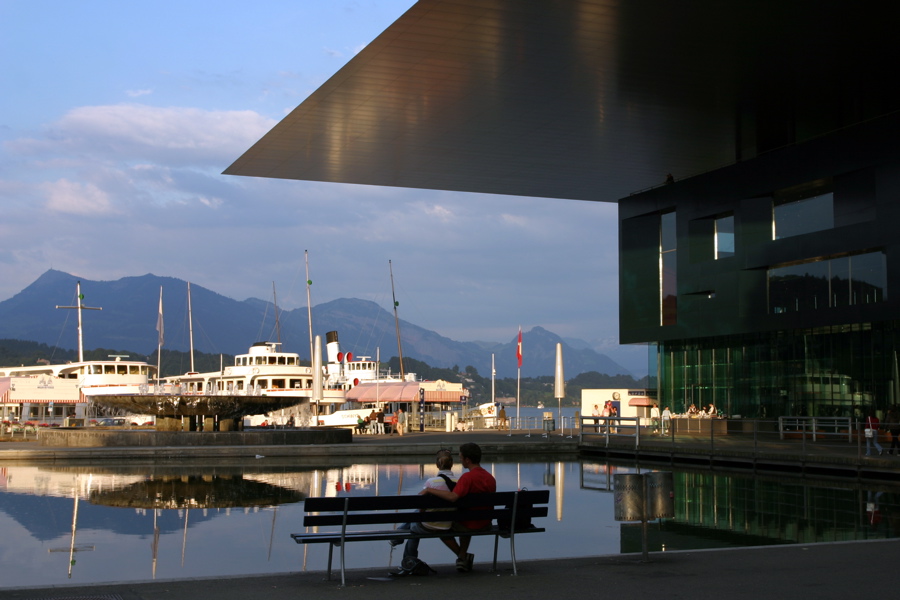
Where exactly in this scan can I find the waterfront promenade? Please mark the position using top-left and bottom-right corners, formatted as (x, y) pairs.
(1, 423), (898, 481)
(2, 539), (896, 598)
(0, 425), (898, 597)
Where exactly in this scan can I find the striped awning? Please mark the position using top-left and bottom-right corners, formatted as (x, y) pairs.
(425, 390), (466, 403)
(16, 398), (82, 404)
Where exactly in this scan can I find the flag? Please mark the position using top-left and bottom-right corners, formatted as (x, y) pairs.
(156, 286), (164, 347)
(516, 327), (523, 368)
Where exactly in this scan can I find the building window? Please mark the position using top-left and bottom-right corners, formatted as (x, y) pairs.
(768, 251), (887, 314)
(660, 211), (677, 325)
(715, 214), (734, 259)
(772, 181), (834, 240)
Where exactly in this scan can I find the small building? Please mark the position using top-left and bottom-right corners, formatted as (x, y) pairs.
(581, 388), (657, 423)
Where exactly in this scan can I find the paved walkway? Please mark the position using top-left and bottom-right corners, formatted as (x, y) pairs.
(2, 540), (896, 599)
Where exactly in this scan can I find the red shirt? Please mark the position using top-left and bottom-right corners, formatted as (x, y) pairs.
(454, 465), (496, 529)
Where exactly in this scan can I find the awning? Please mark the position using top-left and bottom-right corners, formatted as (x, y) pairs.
(17, 398), (81, 404)
(628, 397), (653, 407)
(424, 390), (466, 403)
(346, 382), (420, 403)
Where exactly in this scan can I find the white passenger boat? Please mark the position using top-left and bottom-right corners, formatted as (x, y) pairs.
(163, 331), (354, 427)
(0, 281), (156, 424)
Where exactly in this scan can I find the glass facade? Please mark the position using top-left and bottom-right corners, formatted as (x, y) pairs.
(714, 214), (734, 259)
(660, 211), (677, 325)
(656, 321), (900, 419)
(768, 251), (887, 314)
(773, 191), (834, 239)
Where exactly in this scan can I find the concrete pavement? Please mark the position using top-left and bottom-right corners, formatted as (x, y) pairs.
(2, 539), (896, 599)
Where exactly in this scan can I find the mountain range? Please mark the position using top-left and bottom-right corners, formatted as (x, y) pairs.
(0, 270), (635, 379)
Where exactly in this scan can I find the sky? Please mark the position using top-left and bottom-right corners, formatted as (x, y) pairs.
(0, 2), (633, 371)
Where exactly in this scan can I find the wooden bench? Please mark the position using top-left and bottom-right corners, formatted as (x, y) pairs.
(291, 489), (549, 585)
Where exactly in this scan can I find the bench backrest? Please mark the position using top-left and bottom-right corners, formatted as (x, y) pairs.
(303, 489), (549, 528)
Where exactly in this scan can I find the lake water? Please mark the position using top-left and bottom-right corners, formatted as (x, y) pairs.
(0, 456), (897, 589)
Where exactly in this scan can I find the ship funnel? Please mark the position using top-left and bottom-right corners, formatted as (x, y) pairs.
(325, 331), (341, 364)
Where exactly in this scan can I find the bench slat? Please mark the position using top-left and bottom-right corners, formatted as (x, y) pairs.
(291, 525), (546, 545)
(304, 506), (548, 527)
(303, 490), (549, 513)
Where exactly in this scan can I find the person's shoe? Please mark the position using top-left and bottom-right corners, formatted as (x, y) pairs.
(389, 568), (411, 577)
(879, 449), (884, 456)
(455, 553), (474, 572)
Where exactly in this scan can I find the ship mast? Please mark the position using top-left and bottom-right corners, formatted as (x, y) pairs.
(56, 281), (102, 363)
(389, 260), (405, 379)
(272, 281), (282, 345)
(187, 282), (195, 373)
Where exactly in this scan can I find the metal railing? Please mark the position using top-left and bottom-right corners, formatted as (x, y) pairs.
(577, 416), (900, 462)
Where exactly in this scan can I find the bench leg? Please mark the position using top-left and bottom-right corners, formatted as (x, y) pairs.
(509, 532), (518, 576)
(492, 534), (499, 572)
(327, 543), (334, 580)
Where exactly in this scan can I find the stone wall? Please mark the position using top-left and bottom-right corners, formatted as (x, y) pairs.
(38, 428), (352, 447)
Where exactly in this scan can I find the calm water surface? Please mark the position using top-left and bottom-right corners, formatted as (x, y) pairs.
(0, 455), (897, 588)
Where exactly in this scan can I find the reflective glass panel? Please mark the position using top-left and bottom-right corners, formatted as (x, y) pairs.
(773, 192), (834, 239)
(715, 214), (734, 259)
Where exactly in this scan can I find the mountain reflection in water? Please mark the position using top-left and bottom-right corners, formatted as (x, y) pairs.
(89, 475), (305, 509)
(0, 458), (897, 589)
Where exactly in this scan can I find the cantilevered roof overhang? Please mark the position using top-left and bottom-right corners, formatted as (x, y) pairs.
(225, 0), (900, 203)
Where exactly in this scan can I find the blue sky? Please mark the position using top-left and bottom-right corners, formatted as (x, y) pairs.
(0, 2), (634, 372)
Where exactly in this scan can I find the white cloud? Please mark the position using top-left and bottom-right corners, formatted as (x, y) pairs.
(125, 89), (153, 98)
(10, 104), (275, 167)
(421, 203), (455, 222)
(43, 179), (116, 215)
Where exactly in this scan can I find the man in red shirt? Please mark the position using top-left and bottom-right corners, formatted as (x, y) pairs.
(422, 442), (496, 572)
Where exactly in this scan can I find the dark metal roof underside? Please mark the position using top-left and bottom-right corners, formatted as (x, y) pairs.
(225, 0), (900, 203)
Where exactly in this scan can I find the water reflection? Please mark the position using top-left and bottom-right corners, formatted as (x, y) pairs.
(89, 476), (305, 509)
(0, 460), (897, 588)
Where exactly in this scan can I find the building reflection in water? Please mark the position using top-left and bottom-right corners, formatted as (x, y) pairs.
(0, 459), (897, 588)
(579, 462), (900, 553)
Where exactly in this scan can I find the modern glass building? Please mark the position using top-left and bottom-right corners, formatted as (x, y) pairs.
(620, 116), (900, 418)
(225, 1), (900, 420)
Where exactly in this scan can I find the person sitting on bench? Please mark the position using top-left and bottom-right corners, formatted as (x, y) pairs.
(421, 442), (496, 572)
(389, 449), (458, 576)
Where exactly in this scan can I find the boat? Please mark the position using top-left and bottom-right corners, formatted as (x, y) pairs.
(164, 332), (353, 427)
(0, 281), (156, 425)
(313, 261), (468, 428)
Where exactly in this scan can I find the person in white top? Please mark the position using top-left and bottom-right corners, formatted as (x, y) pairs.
(389, 450), (458, 575)
(661, 406), (672, 434)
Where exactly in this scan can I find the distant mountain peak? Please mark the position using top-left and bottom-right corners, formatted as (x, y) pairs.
(0, 271), (635, 378)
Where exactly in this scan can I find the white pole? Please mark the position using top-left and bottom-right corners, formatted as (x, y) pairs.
(156, 286), (164, 382)
(312, 335), (323, 424)
(306, 250), (314, 366)
(187, 282), (195, 373)
(555, 342), (565, 436)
